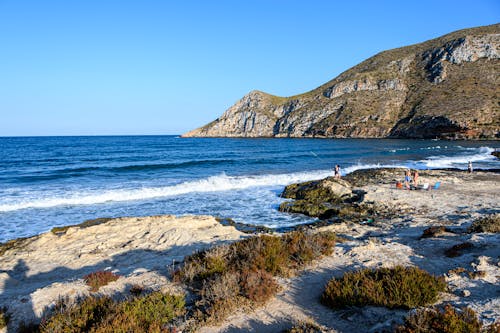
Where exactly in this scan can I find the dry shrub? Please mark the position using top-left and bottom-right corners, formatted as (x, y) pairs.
(321, 266), (446, 309)
(39, 231), (335, 332)
(83, 271), (120, 292)
(468, 270), (487, 279)
(130, 284), (145, 296)
(200, 271), (241, 304)
(444, 242), (474, 258)
(177, 230), (336, 284)
(468, 214), (500, 233)
(40, 292), (185, 333)
(172, 244), (231, 283)
(175, 230), (336, 326)
(421, 226), (446, 239)
(286, 320), (324, 333)
(240, 268), (279, 303)
(234, 234), (288, 275)
(448, 267), (467, 276)
(394, 304), (491, 333)
(202, 297), (244, 325)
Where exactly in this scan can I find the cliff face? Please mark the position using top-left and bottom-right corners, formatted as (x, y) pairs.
(182, 24), (500, 139)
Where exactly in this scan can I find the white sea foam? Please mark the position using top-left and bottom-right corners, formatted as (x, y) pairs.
(0, 169), (331, 212)
(388, 147), (410, 152)
(420, 146), (495, 168)
(420, 145), (448, 150)
(0, 163), (410, 212)
(0, 147), (497, 213)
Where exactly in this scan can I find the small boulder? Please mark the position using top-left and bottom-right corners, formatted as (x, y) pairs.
(321, 178), (353, 198)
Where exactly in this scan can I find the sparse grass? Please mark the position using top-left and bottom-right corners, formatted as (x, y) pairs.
(394, 304), (499, 333)
(444, 242), (474, 258)
(468, 214), (500, 233)
(174, 230), (336, 326)
(39, 292), (185, 333)
(83, 271), (120, 292)
(321, 266), (446, 309)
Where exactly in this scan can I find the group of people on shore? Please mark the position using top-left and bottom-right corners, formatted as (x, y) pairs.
(403, 169), (419, 190)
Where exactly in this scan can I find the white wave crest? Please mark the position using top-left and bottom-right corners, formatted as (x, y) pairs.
(421, 146), (495, 168)
(1, 150), (496, 213)
(388, 147), (410, 153)
(0, 169), (335, 212)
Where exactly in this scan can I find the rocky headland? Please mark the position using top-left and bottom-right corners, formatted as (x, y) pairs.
(0, 169), (499, 332)
(183, 24), (500, 139)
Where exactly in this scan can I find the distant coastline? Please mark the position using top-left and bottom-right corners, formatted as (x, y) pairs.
(184, 24), (499, 140)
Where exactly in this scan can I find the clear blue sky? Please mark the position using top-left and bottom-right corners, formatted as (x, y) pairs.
(0, 0), (498, 136)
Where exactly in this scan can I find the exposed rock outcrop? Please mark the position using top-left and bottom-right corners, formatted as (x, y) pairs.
(183, 24), (500, 139)
(279, 177), (373, 221)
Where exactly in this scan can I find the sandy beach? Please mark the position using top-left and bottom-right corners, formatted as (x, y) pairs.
(0, 168), (499, 332)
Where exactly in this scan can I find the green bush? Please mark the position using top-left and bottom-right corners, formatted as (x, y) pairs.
(105, 292), (185, 332)
(321, 266), (446, 309)
(83, 271), (120, 292)
(395, 304), (499, 333)
(40, 296), (114, 332)
(40, 292), (185, 333)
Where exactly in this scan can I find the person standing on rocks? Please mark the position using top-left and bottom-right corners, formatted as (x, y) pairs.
(468, 161), (473, 173)
(334, 165), (341, 179)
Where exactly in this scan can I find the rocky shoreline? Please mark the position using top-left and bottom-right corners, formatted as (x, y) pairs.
(1, 168), (499, 332)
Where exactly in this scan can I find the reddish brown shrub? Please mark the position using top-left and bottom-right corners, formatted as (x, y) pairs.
(83, 271), (120, 292)
(240, 268), (279, 303)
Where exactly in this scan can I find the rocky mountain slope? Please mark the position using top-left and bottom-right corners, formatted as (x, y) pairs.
(182, 24), (499, 139)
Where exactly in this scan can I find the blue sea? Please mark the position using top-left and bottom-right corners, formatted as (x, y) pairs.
(0, 136), (499, 243)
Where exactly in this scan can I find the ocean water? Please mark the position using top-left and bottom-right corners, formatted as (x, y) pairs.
(0, 136), (499, 242)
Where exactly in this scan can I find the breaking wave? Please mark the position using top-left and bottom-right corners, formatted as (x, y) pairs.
(420, 146), (496, 168)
